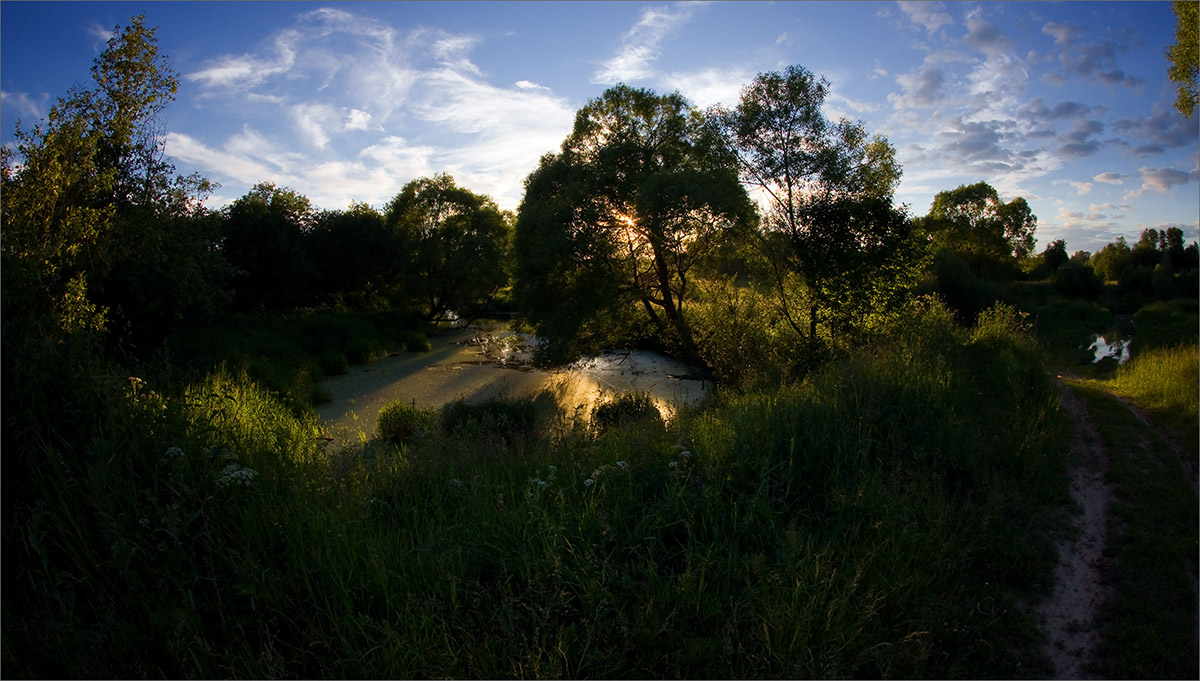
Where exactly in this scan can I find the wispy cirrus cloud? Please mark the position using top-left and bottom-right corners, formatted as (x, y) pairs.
(170, 6), (575, 210)
(593, 2), (702, 84)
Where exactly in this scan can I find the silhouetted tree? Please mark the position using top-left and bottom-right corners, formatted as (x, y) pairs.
(221, 182), (317, 311)
(515, 85), (754, 363)
(386, 174), (510, 322)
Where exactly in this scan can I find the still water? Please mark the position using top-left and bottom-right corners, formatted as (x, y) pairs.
(316, 322), (710, 441)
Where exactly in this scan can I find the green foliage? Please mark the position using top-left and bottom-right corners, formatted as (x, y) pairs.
(377, 399), (433, 444)
(1110, 342), (1199, 428)
(1052, 259), (1102, 299)
(318, 350), (350, 375)
(385, 173), (511, 321)
(1132, 299), (1199, 349)
(1091, 236), (1133, 282)
(405, 331), (433, 353)
(1167, 0), (1199, 118)
(514, 84), (755, 364)
(221, 182), (318, 311)
(930, 248), (1000, 322)
(720, 65), (924, 343)
(440, 395), (542, 439)
(919, 181), (1037, 279)
(0, 15), (226, 349)
(591, 392), (665, 433)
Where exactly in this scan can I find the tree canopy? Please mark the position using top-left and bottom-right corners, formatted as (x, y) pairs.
(918, 181), (1037, 278)
(719, 65), (922, 343)
(385, 174), (511, 322)
(1167, 0), (1199, 118)
(514, 84), (754, 363)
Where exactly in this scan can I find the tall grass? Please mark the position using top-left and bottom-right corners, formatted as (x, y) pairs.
(2, 300), (1070, 678)
(1109, 343), (1199, 425)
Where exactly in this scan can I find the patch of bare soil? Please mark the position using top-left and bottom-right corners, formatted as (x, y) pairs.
(1036, 379), (1114, 679)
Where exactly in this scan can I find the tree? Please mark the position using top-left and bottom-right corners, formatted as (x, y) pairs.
(719, 65), (923, 343)
(919, 181), (1036, 278)
(1040, 239), (1069, 272)
(1, 14), (224, 345)
(221, 182), (317, 311)
(515, 85), (754, 363)
(307, 202), (398, 310)
(1167, 0), (1199, 118)
(386, 174), (511, 321)
(1091, 236), (1132, 282)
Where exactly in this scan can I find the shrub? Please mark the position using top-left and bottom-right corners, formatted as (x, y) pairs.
(591, 392), (664, 432)
(440, 396), (539, 436)
(405, 331), (432, 353)
(318, 350), (349, 375)
(346, 337), (386, 364)
(377, 400), (430, 443)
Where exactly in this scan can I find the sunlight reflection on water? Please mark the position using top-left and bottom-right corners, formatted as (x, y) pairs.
(1086, 334), (1130, 364)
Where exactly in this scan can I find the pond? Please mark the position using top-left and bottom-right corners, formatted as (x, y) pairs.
(316, 322), (710, 442)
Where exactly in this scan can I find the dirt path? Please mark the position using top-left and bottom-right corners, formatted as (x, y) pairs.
(1036, 378), (1114, 679)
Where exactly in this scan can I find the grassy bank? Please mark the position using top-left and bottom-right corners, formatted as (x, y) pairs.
(1, 301), (1073, 678)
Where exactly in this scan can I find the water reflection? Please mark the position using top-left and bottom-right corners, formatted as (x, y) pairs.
(316, 322), (710, 440)
(1086, 334), (1130, 364)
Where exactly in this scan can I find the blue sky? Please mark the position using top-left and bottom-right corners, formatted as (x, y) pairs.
(2, 1), (1197, 253)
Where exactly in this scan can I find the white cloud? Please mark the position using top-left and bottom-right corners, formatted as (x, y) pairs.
(1093, 172), (1128, 184)
(593, 3), (701, 84)
(1067, 180), (1093, 195)
(897, 1), (953, 34)
(0, 90), (49, 122)
(660, 67), (752, 109)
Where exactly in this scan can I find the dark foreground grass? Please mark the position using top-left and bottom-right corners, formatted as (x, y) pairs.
(1065, 381), (1198, 680)
(2, 302), (1071, 678)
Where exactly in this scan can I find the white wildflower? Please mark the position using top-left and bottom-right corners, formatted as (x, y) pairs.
(583, 478), (594, 487)
(216, 462), (258, 488)
(164, 446), (184, 459)
(668, 461), (678, 469)
(616, 461), (629, 471)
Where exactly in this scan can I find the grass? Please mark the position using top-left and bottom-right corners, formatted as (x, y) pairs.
(1107, 342), (1199, 457)
(1, 301), (1074, 678)
(1065, 380), (1198, 680)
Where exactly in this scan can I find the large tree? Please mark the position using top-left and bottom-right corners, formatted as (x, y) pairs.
(719, 65), (923, 343)
(514, 85), (754, 363)
(221, 182), (317, 312)
(1, 14), (227, 344)
(385, 174), (510, 322)
(918, 181), (1037, 279)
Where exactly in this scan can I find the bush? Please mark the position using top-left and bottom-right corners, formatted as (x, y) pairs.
(346, 337), (386, 365)
(318, 350), (349, 375)
(405, 331), (432, 353)
(377, 400), (430, 443)
(591, 392), (664, 432)
(440, 396), (539, 436)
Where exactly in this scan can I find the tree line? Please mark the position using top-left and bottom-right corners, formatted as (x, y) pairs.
(3, 15), (1197, 379)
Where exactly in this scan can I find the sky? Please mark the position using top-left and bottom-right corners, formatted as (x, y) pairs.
(2, 0), (1197, 254)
